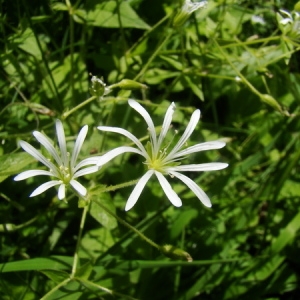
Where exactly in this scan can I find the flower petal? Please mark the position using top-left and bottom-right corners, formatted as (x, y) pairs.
(33, 131), (62, 166)
(125, 170), (154, 211)
(168, 163), (228, 172)
(97, 146), (143, 166)
(71, 125), (88, 169)
(14, 170), (54, 181)
(73, 165), (100, 178)
(30, 180), (62, 197)
(172, 141), (226, 159)
(169, 171), (211, 207)
(70, 179), (87, 196)
(128, 99), (157, 151)
(58, 184), (66, 200)
(184, 0), (207, 14)
(19, 141), (58, 174)
(154, 171), (182, 207)
(166, 109), (200, 159)
(74, 156), (101, 171)
(97, 126), (148, 158)
(55, 120), (68, 167)
(157, 102), (176, 151)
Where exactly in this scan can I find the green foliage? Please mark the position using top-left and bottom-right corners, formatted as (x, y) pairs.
(1, 0), (300, 299)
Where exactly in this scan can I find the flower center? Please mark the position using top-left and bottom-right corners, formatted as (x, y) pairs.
(59, 165), (71, 184)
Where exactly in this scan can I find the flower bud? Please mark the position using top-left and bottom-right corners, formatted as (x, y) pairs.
(90, 76), (110, 97)
(0, 223), (17, 232)
(173, 0), (207, 27)
(260, 94), (282, 113)
(160, 244), (193, 262)
(111, 79), (148, 90)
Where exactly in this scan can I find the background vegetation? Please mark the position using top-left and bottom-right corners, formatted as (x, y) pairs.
(1, 0), (300, 299)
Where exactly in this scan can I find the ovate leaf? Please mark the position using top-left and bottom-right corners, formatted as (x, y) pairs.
(86, 0), (150, 29)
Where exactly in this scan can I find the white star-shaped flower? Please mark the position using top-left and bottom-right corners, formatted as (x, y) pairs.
(97, 100), (228, 211)
(14, 120), (100, 200)
(173, 0), (207, 27)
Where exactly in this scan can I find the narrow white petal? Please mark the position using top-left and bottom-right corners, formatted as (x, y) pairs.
(33, 131), (62, 166)
(168, 163), (228, 172)
(73, 166), (99, 178)
(157, 102), (176, 150)
(280, 18), (292, 25)
(154, 171), (182, 207)
(128, 99), (157, 151)
(58, 184), (66, 200)
(166, 109), (200, 159)
(70, 179), (87, 196)
(19, 141), (58, 172)
(185, 0), (207, 13)
(97, 146), (144, 166)
(125, 170), (154, 211)
(71, 125), (88, 169)
(14, 170), (54, 181)
(279, 9), (292, 19)
(30, 180), (61, 197)
(55, 120), (68, 166)
(172, 141), (226, 159)
(170, 171), (211, 207)
(97, 126), (148, 157)
(74, 156), (101, 171)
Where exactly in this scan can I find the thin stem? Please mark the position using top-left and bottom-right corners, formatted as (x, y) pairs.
(213, 39), (261, 97)
(78, 278), (138, 300)
(66, 0), (75, 105)
(134, 30), (173, 81)
(40, 278), (71, 300)
(62, 96), (96, 119)
(127, 13), (171, 55)
(174, 229), (185, 295)
(94, 199), (160, 250)
(71, 202), (90, 277)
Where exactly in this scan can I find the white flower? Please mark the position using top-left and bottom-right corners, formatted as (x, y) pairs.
(251, 15), (266, 25)
(277, 9), (300, 39)
(97, 100), (228, 211)
(173, 0), (208, 27)
(182, 0), (207, 14)
(14, 120), (100, 200)
(90, 76), (111, 97)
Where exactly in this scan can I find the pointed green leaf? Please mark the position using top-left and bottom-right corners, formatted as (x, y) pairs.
(0, 152), (36, 183)
(86, 0), (150, 29)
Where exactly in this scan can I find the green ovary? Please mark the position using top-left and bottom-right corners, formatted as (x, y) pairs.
(147, 158), (166, 173)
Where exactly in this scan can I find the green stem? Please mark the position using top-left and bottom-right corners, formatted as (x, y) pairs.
(94, 199), (160, 250)
(134, 30), (173, 81)
(213, 39), (261, 97)
(78, 278), (138, 300)
(127, 13), (171, 55)
(40, 278), (71, 300)
(67, 0), (75, 105)
(62, 96), (96, 120)
(71, 202), (90, 277)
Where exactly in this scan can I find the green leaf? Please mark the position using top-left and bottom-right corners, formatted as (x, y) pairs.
(40, 269), (69, 283)
(51, 3), (68, 11)
(0, 152), (36, 183)
(0, 256), (73, 273)
(170, 208), (198, 239)
(79, 227), (115, 259)
(86, 0), (150, 29)
(13, 28), (43, 59)
(183, 75), (204, 101)
(160, 55), (183, 71)
(89, 194), (118, 230)
(75, 260), (93, 280)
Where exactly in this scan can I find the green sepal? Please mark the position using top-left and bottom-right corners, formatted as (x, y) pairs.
(160, 244), (193, 262)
